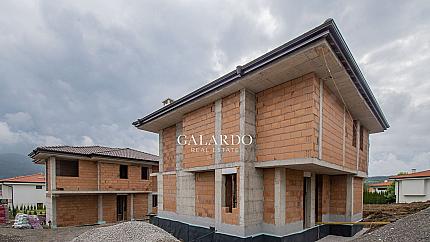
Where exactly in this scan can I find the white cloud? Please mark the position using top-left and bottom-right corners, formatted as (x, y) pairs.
(0, 121), (62, 146)
(0, 122), (19, 144)
(80, 135), (95, 146)
(369, 152), (430, 176)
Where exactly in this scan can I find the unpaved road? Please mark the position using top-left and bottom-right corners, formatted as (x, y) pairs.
(0, 224), (108, 242)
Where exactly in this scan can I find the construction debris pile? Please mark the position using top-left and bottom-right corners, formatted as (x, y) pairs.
(12, 213), (42, 229)
(363, 201), (430, 223)
(72, 221), (179, 242)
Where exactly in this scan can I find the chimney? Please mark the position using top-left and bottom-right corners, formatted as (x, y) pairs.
(162, 98), (174, 106)
(411, 168), (416, 173)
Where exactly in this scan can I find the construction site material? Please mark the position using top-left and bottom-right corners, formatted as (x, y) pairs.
(353, 206), (430, 242)
(28, 215), (42, 229)
(363, 201), (430, 223)
(0, 204), (7, 224)
(71, 221), (179, 242)
(12, 214), (31, 229)
(316, 222), (390, 225)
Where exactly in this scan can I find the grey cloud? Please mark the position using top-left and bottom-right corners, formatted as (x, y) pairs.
(0, 0), (429, 175)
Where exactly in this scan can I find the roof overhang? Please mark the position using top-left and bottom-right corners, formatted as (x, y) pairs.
(133, 19), (389, 133)
(30, 150), (158, 166)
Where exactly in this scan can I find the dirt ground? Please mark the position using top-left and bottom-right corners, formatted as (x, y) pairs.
(363, 201), (430, 222)
(362, 201), (430, 231)
(1, 202), (429, 241)
(0, 223), (113, 242)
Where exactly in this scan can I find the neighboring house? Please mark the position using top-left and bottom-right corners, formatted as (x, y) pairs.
(367, 181), (392, 193)
(29, 146), (159, 227)
(133, 19), (389, 241)
(0, 173), (45, 208)
(390, 169), (430, 203)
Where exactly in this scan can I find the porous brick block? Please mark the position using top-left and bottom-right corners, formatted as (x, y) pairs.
(263, 168), (275, 224)
(162, 125), (176, 172)
(56, 195), (98, 227)
(163, 174), (176, 212)
(182, 104), (216, 168)
(256, 73), (319, 162)
(285, 169), (304, 223)
(195, 172), (215, 218)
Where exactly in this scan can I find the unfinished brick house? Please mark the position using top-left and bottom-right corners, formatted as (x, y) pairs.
(133, 19), (389, 241)
(29, 146), (159, 227)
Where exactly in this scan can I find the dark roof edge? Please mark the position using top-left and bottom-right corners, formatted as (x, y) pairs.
(133, 18), (389, 130)
(28, 147), (159, 163)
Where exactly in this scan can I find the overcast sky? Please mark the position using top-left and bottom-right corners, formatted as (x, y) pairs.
(0, 1), (429, 176)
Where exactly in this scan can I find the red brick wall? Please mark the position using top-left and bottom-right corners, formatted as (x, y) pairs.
(256, 73), (319, 161)
(221, 92), (240, 163)
(195, 171), (215, 218)
(329, 175), (346, 215)
(99, 163), (151, 191)
(46, 161), (50, 191)
(263, 168), (275, 224)
(359, 128), (369, 172)
(56, 195), (98, 227)
(133, 194), (148, 219)
(182, 104), (215, 168)
(56, 160), (97, 191)
(163, 174), (176, 212)
(285, 169), (304, 223)
(353, 177), (363, 214)
(344, 114), (357, 170)
(102, 194), (116, 223)
(321, 175), (330, 216)
(321, 83), (344, 166)
(162, 125), (176, 172)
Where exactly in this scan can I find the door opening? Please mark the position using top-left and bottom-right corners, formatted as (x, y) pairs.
(303, 176), (311, 228)
(117, 195), (127, 221)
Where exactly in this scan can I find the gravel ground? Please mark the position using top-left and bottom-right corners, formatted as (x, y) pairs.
(0, 224), (103, 242)
(353, 206), (430, 242)
(72, 221), (179, 242)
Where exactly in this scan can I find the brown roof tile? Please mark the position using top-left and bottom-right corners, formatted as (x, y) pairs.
(0, 173), (45, 183)
(368, 181), (392, 187)
(29, 145), (159, 162)
(390, 169), (430, 179)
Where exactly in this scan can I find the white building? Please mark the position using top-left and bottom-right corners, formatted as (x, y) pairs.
(0, 173), (46, 209)
(367, 181), (392, 193)
(390, 169), (430, 203)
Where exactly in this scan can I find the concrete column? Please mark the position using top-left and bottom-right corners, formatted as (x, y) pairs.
(355, 121), (361, 172)
(49, 156), (56, 191)
(176, 171), (195, 216)
(214, 99), (223, 226)
(214, 99), (222, 164)
(318, 78), (324, 159)
(97, 161), (100, 190)
(159, 130), (164, 173)
(274, 168), (286, 226)
(158, 130), (164, 212)
(148, 193), (153, 214)
(310, 173), (316, 227)
(215, 169), (223, 225)
(48, 156), (57, 228)
(51, 196), (56, 228)
(176, 122), (183, 170)
(238, 89), (263, 236)
(157, 174), (163, 211)
(98, 195), (105, 224)
(346, 175), (354, 221)
(130, 194), (134, 220)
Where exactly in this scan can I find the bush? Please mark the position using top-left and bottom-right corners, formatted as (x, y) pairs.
(364, 190), (390, 204)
